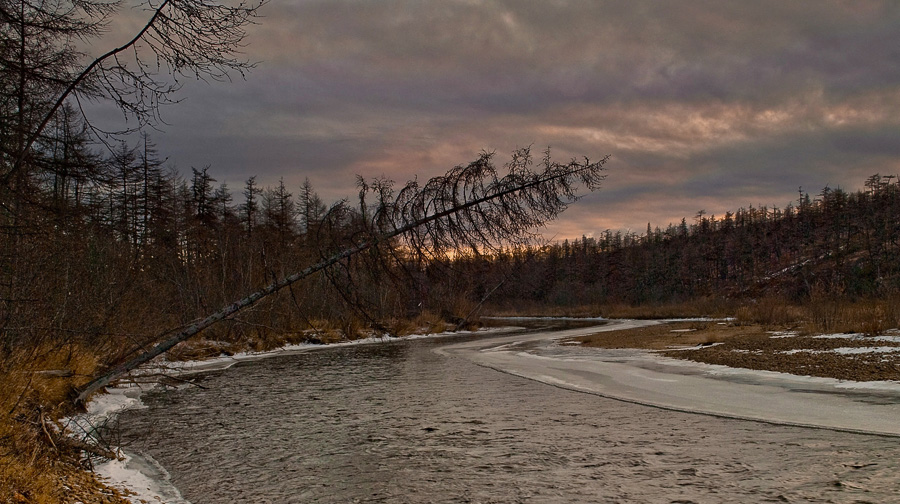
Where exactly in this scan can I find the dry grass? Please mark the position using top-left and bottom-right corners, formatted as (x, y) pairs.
(802, 296), (900, 335)
(385, 311), (450, 336)
(485, 297), (737, 320)
(484, 303), (599, 318)
(489, 294), (900, 337)
(733, 298), (806, 329)
(597, 298), (736, 319)
(0, 343), (130, 504)
(572, 321), (764, 350)
(734, 295), (900, 336)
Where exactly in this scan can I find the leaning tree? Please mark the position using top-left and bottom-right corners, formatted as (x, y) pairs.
(76, 147), (609, 403)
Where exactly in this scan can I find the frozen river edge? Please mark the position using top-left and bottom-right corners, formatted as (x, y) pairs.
(440, 319), (900, 437)
(84, 318), (900, 502)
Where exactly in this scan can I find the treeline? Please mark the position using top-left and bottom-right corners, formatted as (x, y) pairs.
(461, 175), (900, 311)
(1, 114), (464, 368)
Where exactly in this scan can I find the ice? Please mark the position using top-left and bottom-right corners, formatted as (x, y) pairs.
(834, 346), (900, 354)
(95, 451), (191, 504)
(62, 385), (189, 504)
(62, 384), (146, 444)
(442, 319), (900, 436)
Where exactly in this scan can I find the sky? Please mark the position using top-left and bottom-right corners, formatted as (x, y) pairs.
(95, 0), (900, 239)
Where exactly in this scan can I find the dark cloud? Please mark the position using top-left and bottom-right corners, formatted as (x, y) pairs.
(107, 0), (900, 238)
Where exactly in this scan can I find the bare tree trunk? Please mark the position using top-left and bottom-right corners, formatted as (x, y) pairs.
(75, 149), (608, 405)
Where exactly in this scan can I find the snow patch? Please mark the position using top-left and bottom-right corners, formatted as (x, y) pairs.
(814, 332), (865, 339)
(62, 385), (192, 504)
(768, 331), (799, 338)
(94, 451), (191, 504)
(63, 384), (146, 443)
(834, 346), (900, 355)
(775, 346), (900, 356)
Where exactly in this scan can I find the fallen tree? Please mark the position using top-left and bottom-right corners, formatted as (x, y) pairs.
(75, 147), (608, 404)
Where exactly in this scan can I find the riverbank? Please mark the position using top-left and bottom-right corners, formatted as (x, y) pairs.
(8, 318), (900, 503)
(572, 320), (900, 382)
(0, 324), (469, 504)
(24, 326), (510, 504)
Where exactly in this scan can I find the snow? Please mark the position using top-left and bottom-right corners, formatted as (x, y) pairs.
(814, 332), (865, 339)
(482, 316), (606, 321)
(62, 384), (191, 504)
(768, 331), (798, 338)
(834, 346), (900, 355)
(94, 451), (191, 504)
(63, 384), (146, 443)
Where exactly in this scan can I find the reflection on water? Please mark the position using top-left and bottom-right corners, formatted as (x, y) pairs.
(120, 329), (900, 503)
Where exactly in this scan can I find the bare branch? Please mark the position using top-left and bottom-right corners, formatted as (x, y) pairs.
(4, 0), (265, 186)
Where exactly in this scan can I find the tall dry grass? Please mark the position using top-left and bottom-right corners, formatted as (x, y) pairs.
(485, 296), (736, 320)
(732, 294), (900, 335)
(487, 294), (900, 337)
(803, 295), (900, 335)
(0, 342), (130, 504)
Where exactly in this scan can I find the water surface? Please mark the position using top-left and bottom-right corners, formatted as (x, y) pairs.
(120, 326), (900, 503)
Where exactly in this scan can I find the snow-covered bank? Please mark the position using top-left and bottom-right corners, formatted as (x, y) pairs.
(151, 325), (522, 376)
(94, 449), (191, 504)
(61, 383), (191, 503)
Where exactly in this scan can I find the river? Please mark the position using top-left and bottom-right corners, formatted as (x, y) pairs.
(116, 320), (900, 503)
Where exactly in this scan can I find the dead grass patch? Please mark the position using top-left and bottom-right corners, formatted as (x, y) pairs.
(572, 319), (900, 382)
(571, 321), (769, 350)
(0, 343), (130, 504)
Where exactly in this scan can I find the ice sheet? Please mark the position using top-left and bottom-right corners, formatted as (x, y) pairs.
(441, 319), (900, 437)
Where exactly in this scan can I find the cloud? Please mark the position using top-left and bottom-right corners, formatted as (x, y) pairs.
(109, 0), (900, 238)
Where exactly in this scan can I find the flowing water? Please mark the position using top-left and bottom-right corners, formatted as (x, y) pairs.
(118, 325), (900, 503)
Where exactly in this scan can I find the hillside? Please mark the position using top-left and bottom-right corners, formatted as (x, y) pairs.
(455, 175), (900, 329)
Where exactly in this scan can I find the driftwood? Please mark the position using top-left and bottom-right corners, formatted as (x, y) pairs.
(35, 369), (75, 378)
(75, 149), (608, 405)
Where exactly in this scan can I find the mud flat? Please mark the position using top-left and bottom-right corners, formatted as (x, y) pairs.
(574, 320), (900, 382)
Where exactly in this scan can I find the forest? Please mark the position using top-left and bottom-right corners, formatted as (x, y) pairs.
(471, 174), (900, 327)
(5, 115), (900, 373)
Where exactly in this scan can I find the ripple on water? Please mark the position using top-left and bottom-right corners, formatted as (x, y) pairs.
(119, 334), (900, 503)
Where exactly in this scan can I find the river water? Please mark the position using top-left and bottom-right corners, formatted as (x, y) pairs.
(118, 323), (900, 503)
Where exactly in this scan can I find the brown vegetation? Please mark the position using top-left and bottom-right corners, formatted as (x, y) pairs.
(574, 319), (900, 382)
(0, 345), (130, 504)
